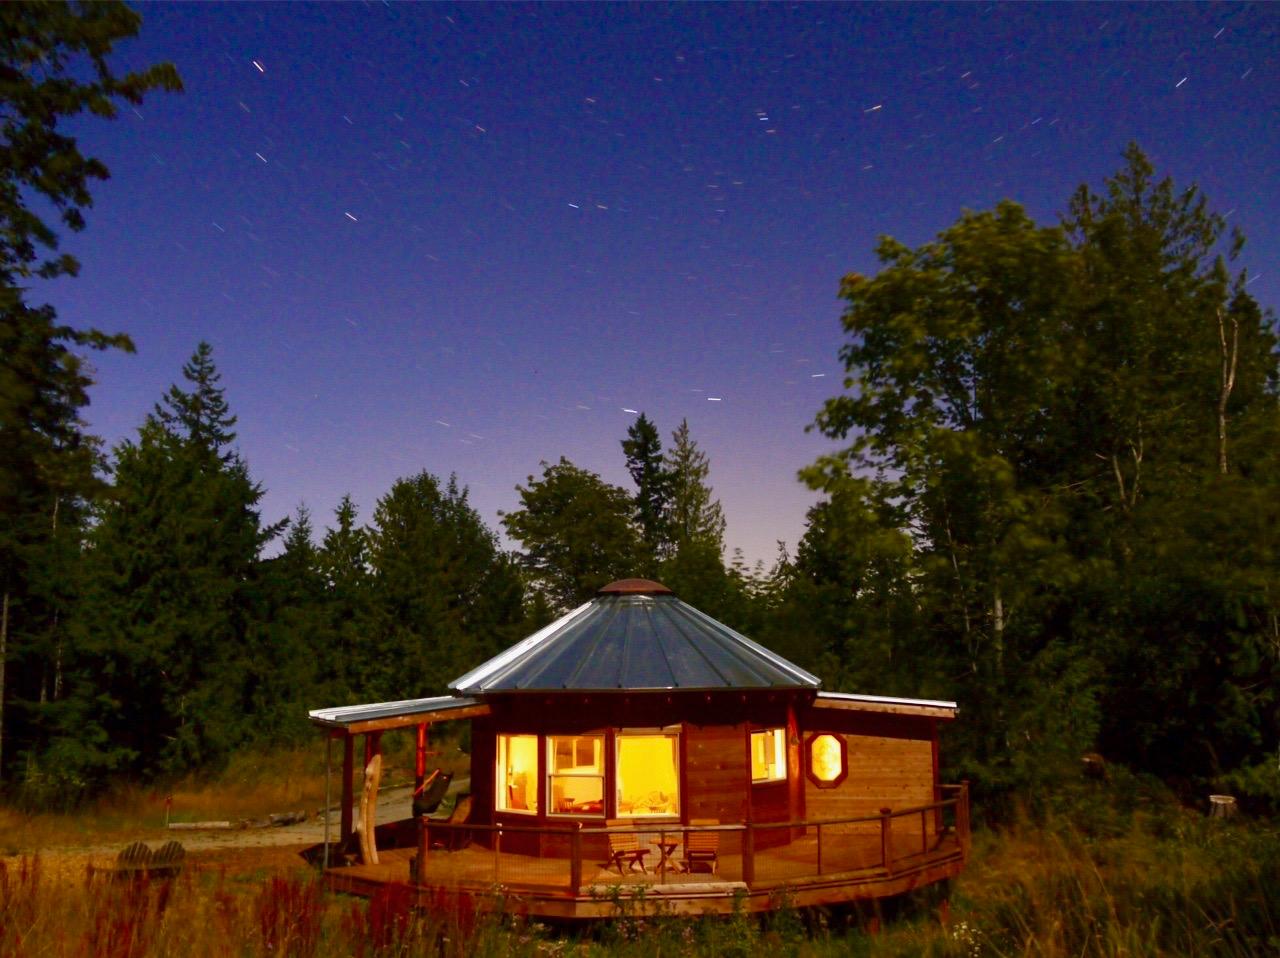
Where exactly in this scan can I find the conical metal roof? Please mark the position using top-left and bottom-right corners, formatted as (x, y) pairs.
(449, 579), (821, 694)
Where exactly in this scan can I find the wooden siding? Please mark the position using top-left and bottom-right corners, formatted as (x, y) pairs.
(801, 711), (936, 831)
(683, 722), (748, 854)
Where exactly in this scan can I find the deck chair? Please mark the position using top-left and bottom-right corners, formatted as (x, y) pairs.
(429, 793), (472, 851)
(604, 820), (650, 874)
(148, 840), (186, 877)
(681, 819), (720, 874)
(412, 770), (453, 817)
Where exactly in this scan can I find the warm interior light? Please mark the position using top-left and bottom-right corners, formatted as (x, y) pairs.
(810, 733), (844, 783)
(750, 728), (787, 782)
(548, 734), (604, 815)
(617, 732), (679, 817)
(497, 734), (539, 813)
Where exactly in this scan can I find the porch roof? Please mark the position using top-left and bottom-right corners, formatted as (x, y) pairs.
(308, 695), (489, 734)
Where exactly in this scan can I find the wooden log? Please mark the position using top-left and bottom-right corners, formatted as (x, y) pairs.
(168, 821), (234, 831)
(358, 752), (383, 865)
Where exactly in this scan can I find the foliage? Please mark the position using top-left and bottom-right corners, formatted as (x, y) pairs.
(51, 343), (279, 782)
(0, 0), (180, 786)
(502, 458), (641, 610)
(793, 144), (1279, 800)
(364, 471), (525, 699)
(621, 413), (672, 573)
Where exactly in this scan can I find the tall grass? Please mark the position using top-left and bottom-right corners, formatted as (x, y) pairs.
(3, 810), (1276, 957)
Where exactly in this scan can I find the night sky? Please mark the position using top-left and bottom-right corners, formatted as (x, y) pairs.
(42, 2), (1279, 566)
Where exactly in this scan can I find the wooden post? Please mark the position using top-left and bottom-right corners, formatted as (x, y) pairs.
(415, 815), (428, 885)
(958, 781), (970, 859)
(494, 825), (502, 883)
(323, 736), (332, 872)
(415, 723), (427, 794)
(743, 823), (755, 887)
(880, 808), (894, 876)
(340, 734), (354, 844)
(569, 822), (582, 892)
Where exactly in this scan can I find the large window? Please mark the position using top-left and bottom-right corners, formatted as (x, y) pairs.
(497, 734), (539, 813)
(750, 728), (787, 783)
(616, 729), (680, 818)
(548, 735), (604, 815)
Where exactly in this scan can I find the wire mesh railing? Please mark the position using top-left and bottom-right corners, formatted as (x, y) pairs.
(414, 782), (969, 894)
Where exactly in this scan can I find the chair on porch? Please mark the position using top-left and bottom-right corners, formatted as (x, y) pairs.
(429, 793), (473, 851)
(681, 819), (720, 874)
(604, 820), (650, 874)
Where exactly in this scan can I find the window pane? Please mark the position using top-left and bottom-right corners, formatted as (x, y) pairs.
(547, 735), (604, 815)
(497, 734), (539, 813)
(751, 728), (786, 782)
(616, 732), (680, 817)
(810, 733), (844, 783)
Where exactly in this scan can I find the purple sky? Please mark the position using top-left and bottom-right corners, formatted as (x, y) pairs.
(41, 2), (1279, 566)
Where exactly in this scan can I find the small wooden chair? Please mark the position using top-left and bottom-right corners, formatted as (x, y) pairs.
(682, 819), (720, 874)
(429, 794), (473, 851)
(604, 820), (650, 874)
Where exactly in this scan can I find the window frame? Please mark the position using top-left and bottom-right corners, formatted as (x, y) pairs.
(749, 727), (788, 784)
(614, 726), (682, 820)
(546, 733), (606, 818)
(805, 732), (848, 788)
(496, 733), (540, 815)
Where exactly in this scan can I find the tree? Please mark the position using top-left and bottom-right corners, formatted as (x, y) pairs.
(364, 472), (524, 700)
(804, 146), (1279, 800)
(658, 419), (736, 617)
(664, 419), (725, 553)
(0, 1), (180, 784)
(53, 344), (277, 783)
(318, 494), (372, 699)
(621, 413), (672, 572)
(502, 458), (641, 610)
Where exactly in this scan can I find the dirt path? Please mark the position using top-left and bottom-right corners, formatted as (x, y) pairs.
(8, 778), (469, 881)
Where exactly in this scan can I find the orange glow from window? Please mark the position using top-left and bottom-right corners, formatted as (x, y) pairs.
(497, 734), (538, 813)
(751, 728), (786, 782)
(810, 734), (844, 783)
(616, 731), (680, 817)
(548, 735), (604, 815)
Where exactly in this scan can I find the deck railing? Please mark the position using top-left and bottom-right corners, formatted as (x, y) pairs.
(414, 781), (969, 892)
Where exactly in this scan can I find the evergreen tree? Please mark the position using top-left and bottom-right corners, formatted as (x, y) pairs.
(0, 1), (180, 785)
(52, 344), (278, 783)
(318, 494), (372, 699)
(621, 413), (672, 573)
(657, 419), (737, 618)
(364, 472), (524, 700)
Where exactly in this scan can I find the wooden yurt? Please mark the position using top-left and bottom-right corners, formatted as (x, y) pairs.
(309, 578), (969, 917)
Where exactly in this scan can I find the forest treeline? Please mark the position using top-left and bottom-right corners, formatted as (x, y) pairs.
(2, 5), (1278, 812)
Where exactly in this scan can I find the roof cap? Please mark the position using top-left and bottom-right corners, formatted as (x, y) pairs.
(598, 578), (673, 595)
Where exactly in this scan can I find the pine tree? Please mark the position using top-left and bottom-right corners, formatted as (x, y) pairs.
(52, 345), (278, 782)
(621, 413), (672, 573)
(0, 1), (180, 785)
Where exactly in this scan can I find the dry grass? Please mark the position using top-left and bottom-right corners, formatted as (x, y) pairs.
(1, 729), (471, 855)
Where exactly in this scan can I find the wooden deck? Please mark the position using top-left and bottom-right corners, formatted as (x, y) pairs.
(323, 789), (970, 918)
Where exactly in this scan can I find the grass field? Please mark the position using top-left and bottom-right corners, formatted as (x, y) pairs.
(2, 750), (1276, 956)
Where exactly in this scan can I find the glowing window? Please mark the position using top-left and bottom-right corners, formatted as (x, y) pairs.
(497, 734), (539, 814)
(807, 733), (847, 788)
(616, 729), (680, 818)
(750, 728), (787, 783)
(548, 735), (604, 816)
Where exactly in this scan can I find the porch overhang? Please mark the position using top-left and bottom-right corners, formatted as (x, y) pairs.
(308, 695), (490, 735)
(811, 691), (958, 720)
